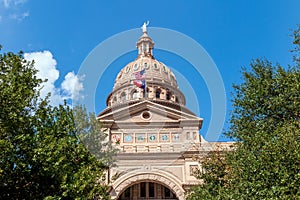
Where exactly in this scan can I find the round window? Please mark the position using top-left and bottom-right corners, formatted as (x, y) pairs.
(141, 111), (151, 120)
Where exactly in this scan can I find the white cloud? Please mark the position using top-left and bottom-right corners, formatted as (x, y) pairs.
(1, 0), (28, 22)
(9, 11), (29, 21)
(13, 0), (26, 6)
(61, 72), (84, 100)
(24, 51), (62, 105)
(24, 51), (84, 106)
(2, 0), (26, 8)
(3, 0), (10, 8)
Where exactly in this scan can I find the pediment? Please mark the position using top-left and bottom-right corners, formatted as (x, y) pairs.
(98, 100), (202, 126)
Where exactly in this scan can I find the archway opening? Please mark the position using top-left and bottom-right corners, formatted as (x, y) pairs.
(118, 181), (178, 200)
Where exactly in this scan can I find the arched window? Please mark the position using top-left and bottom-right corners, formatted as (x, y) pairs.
(155, 89), (161, 99)
(131, 90), (138, 99)
(145, 87), (149, 98)
(166, 92), (171, 100)
(120, 92), (126, 103)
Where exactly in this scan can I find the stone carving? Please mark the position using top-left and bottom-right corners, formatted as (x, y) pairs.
(141, 21), (149, 33)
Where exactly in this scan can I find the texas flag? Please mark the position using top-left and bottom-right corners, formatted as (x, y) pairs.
(133, 79), (146, 89)
(133, 69), (146, 80)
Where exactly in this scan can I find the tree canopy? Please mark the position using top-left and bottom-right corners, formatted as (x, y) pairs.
(188, 26), (300, 199)
(0, 48), (113, 199)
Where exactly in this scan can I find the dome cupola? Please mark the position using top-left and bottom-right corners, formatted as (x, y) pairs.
(106, 22), (186, 107)
(136, 21), (154, 58)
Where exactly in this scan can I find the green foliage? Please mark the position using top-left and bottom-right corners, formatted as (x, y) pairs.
(292, 25), (300, 64)
(73, 105), (118, 168)
(0, 48), (112, 199)
(188, 25), (300, 199)
(188, 150), (231, 200)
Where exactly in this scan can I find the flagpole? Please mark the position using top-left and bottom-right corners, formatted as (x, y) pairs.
(144, 65), (147, 99)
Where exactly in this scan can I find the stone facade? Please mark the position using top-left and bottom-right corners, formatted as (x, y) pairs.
(98, 27), (232, 200)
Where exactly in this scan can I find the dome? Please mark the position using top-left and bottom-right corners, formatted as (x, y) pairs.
(113, 57), (178, 89)
(106, 29), (186, 107)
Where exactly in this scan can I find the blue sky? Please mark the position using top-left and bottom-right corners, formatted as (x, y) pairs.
(1, 0), (300, 141)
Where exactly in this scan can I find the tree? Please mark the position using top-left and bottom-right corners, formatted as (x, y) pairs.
(0, 47), (113, 199)
(73, 105), (117, 169)
(188, 26), (300, 199)
(187, 149), (231, 200)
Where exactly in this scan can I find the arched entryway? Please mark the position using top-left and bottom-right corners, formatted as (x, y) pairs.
(110, 171), (185, 200)
(118, 181), (178, 200)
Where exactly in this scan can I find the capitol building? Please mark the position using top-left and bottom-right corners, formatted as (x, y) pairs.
(97, 24), (232, 200)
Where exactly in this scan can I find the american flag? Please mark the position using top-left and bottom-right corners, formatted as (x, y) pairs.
(133, 69), (146, 80)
